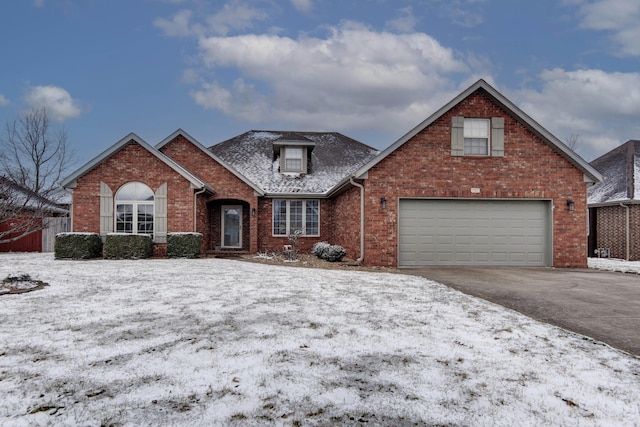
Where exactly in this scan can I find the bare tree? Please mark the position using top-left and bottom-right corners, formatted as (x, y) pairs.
(566, 133), (581, 151)
(0, 108), (74, 244)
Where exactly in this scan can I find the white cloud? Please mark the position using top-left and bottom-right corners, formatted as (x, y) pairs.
(190, 22), (471, 135)
(24, 85), (82, 122)
(516, 68), (640, 159)
(0, 94), (9, 106)
(154, 9), (199, 37)
(386, 7), (418, 33)
(290, 0), (312, 13)
(155, 2), (268, 37)
(205, 1), (268, 36)
(573, 0), (640, 56)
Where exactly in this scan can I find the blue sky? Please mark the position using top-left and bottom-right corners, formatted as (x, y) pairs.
(1, 0), (639, 166)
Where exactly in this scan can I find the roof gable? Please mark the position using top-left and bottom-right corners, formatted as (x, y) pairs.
(588, 140), (640, 205)
(60, 133), (210, 191)
(157, 129), (264, 195)
(354, 79), (602, 184)
(210, 131), (379, 196)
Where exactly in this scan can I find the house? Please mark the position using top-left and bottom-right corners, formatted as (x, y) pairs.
(61, 79), (601, 267)
(587, 140), (640, 260)
(0, 176), (70, 252)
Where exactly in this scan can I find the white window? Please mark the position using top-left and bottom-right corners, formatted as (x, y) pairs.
(115, 182), (154, 235)
(273, 199), (319, 236)
(464, 118), (490, 155)
(283, 147), (304, 172)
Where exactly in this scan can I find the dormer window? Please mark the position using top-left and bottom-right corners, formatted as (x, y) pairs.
(273, 133), (316, 175)
(284, 147), (304, 172)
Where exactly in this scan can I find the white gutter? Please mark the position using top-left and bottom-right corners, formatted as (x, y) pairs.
(194, 187), (207, 232)
(349, 177), (365, 265)
(620, 203), (630, 261)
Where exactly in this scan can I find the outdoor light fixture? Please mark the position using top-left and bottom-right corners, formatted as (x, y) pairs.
(380, 197), (387, 209)
(566, 199), (575, 212)
(251, 207), (256, 217)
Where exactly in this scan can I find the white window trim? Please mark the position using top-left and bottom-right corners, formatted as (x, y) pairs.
(463, 118), (490, 156)
(114, 182), (155, 237)
(283, 147), (305, 173)
(272, 199), (320, 237)
(115, 201), (155, 235)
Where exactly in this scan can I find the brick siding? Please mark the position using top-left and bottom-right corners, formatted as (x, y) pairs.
(596, 204), (640, 260)
(356, 89), (588, 267)
(257, 198), (333, 255)
(332, 186), (363, 261)
(71, 141), (198, 256)
(160, 135), (259, 253)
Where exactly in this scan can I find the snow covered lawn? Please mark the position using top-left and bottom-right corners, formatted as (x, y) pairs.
(1, 253), (638, 426)
(589, 257), (640, 274)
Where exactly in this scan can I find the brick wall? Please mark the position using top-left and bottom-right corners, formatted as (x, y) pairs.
(332, 185), (362, 261)
(71, 141), (199, 257)
(160, 135), (259, 252)
(256, 198), (333, 255)
(359, 89), (588, 267)
(596, 204), (640, 260)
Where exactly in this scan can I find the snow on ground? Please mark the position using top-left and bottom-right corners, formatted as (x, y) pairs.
(0, 253), (639, 426)
(589, 257), (640, 274)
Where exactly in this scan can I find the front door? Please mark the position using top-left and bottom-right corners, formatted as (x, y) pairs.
(222, 205), (242, 248)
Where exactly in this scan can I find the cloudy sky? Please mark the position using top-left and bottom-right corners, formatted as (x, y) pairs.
(1, 0), (639, 164)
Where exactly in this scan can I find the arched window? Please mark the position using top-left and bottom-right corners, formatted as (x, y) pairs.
(115, 182), (154, 235)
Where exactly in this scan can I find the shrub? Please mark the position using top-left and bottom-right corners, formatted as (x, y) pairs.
(55, 233), (102, 259)
(312, 241), (331, 258)
(167, 233), (203, 258)
(103, 234), (152, 259)
(312, 241), (346, 262)
(324, 245), (347, 262)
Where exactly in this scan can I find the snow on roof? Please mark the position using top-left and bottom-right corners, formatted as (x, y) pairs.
(209, 131), (379, 195)
(0, 177), (68, 214)
(588, 140), (640, 204)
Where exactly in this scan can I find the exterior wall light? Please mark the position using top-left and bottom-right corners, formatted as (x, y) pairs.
(251, 207), (256, 217)
(566, 199), (575, 212)
(380, 197), (387, 209)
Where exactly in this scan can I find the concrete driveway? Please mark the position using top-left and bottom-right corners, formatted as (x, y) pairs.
(402, 267), (640, 356)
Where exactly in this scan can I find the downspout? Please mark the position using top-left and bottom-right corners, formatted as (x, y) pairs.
(194, 187), (206, 232)
(349, 177), (365, 265)
(620, 203), (630, 261)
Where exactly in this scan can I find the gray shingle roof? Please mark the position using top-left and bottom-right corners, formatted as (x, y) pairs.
(209, 131), (379, 195)
(588, 140), (640, 205)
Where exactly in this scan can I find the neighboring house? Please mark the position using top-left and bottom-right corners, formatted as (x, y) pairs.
(61, 79), (601, 267)
(0, 176), (70, 252)
(587, 140), (640, 260)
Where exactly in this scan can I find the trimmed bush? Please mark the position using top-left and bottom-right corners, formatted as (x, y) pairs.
(312, 241), (331, 258)
(324, 245), (347, 262)
(103, 234), (153, 259)
(55, 233), (102, 259)
(312, 241), (346, 262)
(167, 233), (203, 258)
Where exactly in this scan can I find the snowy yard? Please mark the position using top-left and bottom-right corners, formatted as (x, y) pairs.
(0, 253), (639, 426)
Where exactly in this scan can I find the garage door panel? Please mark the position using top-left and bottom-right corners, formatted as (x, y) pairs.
(399, 199), (550, 266)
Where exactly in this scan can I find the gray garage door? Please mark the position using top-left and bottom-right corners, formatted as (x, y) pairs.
(399, 199), (551, 266)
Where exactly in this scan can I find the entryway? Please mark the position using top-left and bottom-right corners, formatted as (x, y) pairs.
(208, 200), (250, 253)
